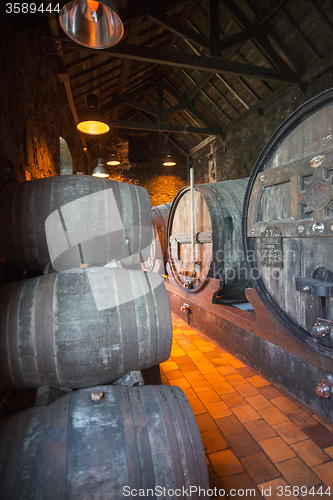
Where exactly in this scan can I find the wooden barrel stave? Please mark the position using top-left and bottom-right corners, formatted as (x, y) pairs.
(0, 268), (172, 389)
(0, 385), (209, 500)
(151, 203), (172, 263)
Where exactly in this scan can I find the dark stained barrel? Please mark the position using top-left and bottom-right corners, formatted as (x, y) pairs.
(152, 203), (171, 264)
(0, 175), (152, 274)
(0, 385), (209, 500)
(0, 267), (172, 388)
(168, 179), (251, 297)
(243, 88), (333, 355)
(142, 203), (172, 274)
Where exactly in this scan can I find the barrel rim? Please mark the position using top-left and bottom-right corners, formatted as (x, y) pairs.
(167, 185), (213, 293)
(242, 87), (333, 358)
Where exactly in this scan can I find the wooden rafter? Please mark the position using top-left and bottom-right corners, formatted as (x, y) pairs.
(63, 41), (299, 82)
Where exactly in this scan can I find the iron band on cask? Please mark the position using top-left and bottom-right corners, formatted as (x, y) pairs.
(243, 88), (333, 355)
(0, 385), (209, 500)
(0, 267), (172, 389)
(168, 179), (251, 298)
(0, 175), (152, 274)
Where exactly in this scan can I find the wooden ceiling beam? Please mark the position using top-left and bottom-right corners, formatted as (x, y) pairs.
(309, 0), (333, 35)
(222, 0), (295, 73)
(119, 0), (192, 23)
(187, 74), (214, 101)
(163, 81), (222, 128)
(147, 12), (210, 50)
(282, 8), (322, 60)
(209, 0), (220, 56)
(65, 41), (299, 82)
(105, 120), (224, 137)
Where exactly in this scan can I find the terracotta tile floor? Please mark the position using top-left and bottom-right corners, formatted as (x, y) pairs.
(160, 314), (333, 499)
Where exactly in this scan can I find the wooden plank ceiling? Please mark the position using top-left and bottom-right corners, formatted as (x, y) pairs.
(51, 0), (333, 157)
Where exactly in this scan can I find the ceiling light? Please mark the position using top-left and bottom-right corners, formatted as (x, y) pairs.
(163, 153), (176, 167)
(92, 157), (109, 177)
(77, 93), (110, 135)
(107, 152), (120, 165)
(60, 0), (124, 49)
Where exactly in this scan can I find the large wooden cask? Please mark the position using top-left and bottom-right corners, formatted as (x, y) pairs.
(0, 175), (152, 274)
(168, 179), (251, 298)
(0, 267), (172, 388)
(243, 88), (333, 355)
(142, 203), (172, 274)
(0, 385), (209, 500)
(152, 203), (171, 264)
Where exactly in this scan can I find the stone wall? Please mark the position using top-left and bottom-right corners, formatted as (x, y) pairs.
(0, 11), (86, 189)
(105, 132), (188, 208)
(191, 70), (333, 185)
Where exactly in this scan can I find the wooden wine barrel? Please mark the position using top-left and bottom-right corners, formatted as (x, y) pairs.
(0, 385), (209, 500)
(0, 175), (152, 274)
(168, 179), (251, 298)
(142, 203), (172, 274)
(243, 88), (333, 355)
(152, 203), (171, 264)
(0, 267), (172, 389)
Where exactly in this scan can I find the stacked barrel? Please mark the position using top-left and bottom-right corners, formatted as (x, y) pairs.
(0, 175), (209, 498)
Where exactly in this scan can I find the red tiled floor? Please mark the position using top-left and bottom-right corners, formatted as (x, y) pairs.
(291, 439), (330, 467)
(215, 415), (246, 436)
(276, 457), (321, 487)
(160, 314), (333, 496)
(272, 420), (308, 444)
(258, 436), (296, 463)
(209, 449), (244, 478)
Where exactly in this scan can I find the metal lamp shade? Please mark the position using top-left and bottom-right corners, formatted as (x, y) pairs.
(77, 94), (110, 135)
(107, 152), (120, 165)
(92, 157), (109, 177)
(163, 154), (176, 166)
(60, 0), (124, 49)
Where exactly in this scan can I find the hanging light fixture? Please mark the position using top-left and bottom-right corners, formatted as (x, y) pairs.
(77, 93), (110, 135)
(106, 151), (120, 166)
(161, 133), (176, 166)
(92, 157), (109, 177)
(163, 152), (176, 167)
(60, 0), (124, 49)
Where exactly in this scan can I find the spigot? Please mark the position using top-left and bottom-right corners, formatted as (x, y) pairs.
(315, 379), (332, 399)
(312, 322), (331, 338)
(181, 303), (191, 313)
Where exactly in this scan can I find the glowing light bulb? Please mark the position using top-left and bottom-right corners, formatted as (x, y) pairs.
(86, 0), (99, 20)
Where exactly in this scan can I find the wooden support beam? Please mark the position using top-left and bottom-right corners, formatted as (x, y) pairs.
(309, 0), (333, 35)
(187, 74), (214, 101)
(106, 120), (224, 137)
(282, 8), (322, 60)
(163, 81), (222, 128)
(65, 41), (299, 83)
(119, 0), (192, 23)
(209, 0), (220, 56)
(147, 12), (210, 50)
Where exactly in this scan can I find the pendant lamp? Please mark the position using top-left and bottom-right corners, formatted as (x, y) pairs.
(60, 0), (124, 49)
(77, 93), (110, 135)
(92, 157), (109, 177)
(107, 151), (120, 165)
(163, 152), (176, 167)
